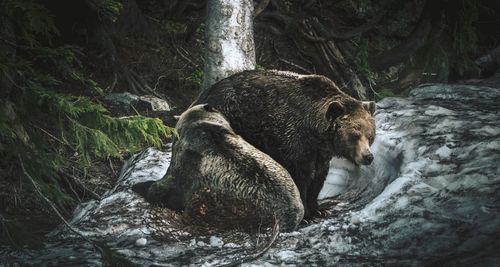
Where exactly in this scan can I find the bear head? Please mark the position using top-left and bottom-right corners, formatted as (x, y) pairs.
(326, 100), (376, 165)
(176, 104), (234, 137)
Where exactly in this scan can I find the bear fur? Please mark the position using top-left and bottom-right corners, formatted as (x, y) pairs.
(192, 70), (376, 216)
(146, 104), (304, 232)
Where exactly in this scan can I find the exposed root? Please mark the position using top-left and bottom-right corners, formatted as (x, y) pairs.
(302, 0), (397, 42)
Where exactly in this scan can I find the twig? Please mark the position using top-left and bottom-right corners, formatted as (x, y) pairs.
(19, 155), (141, 266)
(221, 219), (280, 267)
(153, 75), (167, 91)
(107, 72), (118, 93)
(64, 174), (82, 203)
(17, 155), (104, 255)
(109, 158), (117, 177)
(31, 123), (73, 149)
(278, 59), (313, 74)
(272, 42), (313, 74)
(172, 42), (199, 69)
(144, 15), (161, 24)
(0, 37), (18, 47)
(129, 69), (163, 98)
(59, 170), (101, 200)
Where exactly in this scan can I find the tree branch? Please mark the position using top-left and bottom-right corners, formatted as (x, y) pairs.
(18, 155), (102, 252)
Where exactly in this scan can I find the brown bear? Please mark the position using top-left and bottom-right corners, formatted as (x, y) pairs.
(146, 104), (304, 232)
(192, 70), (376, 217)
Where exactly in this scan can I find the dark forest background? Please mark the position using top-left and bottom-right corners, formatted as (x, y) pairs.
(1, 0), (499, 248)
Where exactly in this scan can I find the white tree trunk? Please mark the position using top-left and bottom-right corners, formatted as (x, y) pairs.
(203, 0), (256, 89)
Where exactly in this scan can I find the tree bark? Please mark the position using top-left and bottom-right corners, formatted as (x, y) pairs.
(203, 0), (256, 89)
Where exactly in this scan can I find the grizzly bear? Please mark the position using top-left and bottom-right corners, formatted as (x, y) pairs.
(146, 104), (304, 232)
(192, 70), (376, 216)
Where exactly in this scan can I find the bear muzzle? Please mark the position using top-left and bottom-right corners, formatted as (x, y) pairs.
(360, 151), (374, 165)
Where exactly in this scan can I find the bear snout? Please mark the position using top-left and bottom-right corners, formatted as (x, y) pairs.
(361, 152), (374, 165)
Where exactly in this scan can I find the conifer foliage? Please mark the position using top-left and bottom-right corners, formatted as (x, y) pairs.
(0, 0), (173, 217)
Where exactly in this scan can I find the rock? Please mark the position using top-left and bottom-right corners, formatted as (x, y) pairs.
(103, 92), (172, 116)
(137, 95), (171, 112)
(103, 92), (178, 127)
(103, 92), (139, 116)
(463, 69), (500, 88)
(2, 83), (499, 266)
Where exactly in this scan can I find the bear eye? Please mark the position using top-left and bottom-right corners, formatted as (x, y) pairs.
(349, 134), (359, 143)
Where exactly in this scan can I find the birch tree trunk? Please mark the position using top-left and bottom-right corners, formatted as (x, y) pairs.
(203, 0), (256, 89)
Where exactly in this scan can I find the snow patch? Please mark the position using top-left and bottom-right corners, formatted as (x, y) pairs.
(354, 176), (414, 221)
(209, 236), (224, 248)
(135, 238), (147, 247)
(435, 145), (452, 159)
(275, 250), (299, 262)
(319, 157), (357, 199)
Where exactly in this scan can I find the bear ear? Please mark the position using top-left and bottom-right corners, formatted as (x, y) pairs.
(326, 101), (345, 121)
(203, 104), (215, 112)
(362, 101), (376, 116)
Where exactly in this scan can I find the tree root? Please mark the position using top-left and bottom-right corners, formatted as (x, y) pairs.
(302, 0), (397, 42)
(369, 0), (446, 71)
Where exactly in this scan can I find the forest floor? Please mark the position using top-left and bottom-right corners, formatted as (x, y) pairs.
(1, 12), (324, 249)
(0, 159), (120, 248)
(2, 0), (499, 250)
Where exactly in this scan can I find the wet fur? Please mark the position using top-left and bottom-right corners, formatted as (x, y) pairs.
(193, 70), (376, 216)
(146, 104), (304, 232)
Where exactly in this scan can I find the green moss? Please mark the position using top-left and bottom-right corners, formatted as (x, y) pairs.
(375, 89), (397, 100)
(189, 69), (204, 86)
(353, 39), (376, 84)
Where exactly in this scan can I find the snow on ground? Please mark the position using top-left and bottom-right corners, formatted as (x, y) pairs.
(2, 84), (500, 266)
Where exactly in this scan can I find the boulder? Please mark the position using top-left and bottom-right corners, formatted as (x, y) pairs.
(103, 92), (172, 115)
(103, 92), (178, 127)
